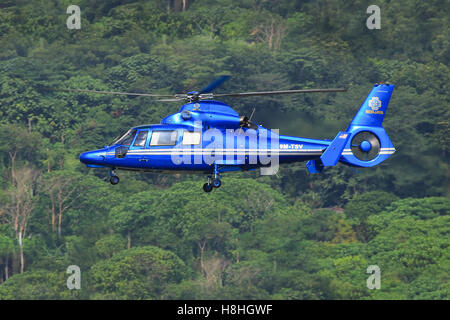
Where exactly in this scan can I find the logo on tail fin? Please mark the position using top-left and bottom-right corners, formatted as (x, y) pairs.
(367, 97), (383, 114)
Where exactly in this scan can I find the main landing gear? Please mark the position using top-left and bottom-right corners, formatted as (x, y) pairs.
(203, 177), (221, 192)
(203, 164), (221, 192)
(203, 181), (213, 192)
(109, 170), (120, 185)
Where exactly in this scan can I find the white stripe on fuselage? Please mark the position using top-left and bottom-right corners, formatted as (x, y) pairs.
(106, 148), (324, 156)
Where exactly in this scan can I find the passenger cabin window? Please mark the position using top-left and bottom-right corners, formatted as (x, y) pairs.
(182, 131), (201, 145)
(133, 130), (148, 147)
(115, 129), (137, 146)
(150, 130), (178, 146)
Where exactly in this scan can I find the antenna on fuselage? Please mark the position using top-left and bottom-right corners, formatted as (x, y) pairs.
(249, 107), (256, 122)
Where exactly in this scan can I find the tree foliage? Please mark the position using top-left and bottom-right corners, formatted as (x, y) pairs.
(0, 0), (448, 299)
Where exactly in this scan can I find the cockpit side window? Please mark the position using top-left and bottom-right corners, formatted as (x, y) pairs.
(115, 129), (137, 146)
(150, 130), (178, 146)
(133, 130), (148, 147)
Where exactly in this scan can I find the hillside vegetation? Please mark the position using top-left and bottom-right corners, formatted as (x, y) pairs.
(0, 0), (448, 299)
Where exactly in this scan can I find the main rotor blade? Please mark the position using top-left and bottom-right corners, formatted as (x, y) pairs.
(46, 88), (175, 98)
(214, 87), (348, 98)
(199, 75), (231, 94)
(157, 98), (185, 102)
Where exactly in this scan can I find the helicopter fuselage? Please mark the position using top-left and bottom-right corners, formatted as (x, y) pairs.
(80, 100), (331, 175)
(80, 124), (330, 173)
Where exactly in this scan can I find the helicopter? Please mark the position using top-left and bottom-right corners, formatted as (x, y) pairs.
(70, 76), (396, 192)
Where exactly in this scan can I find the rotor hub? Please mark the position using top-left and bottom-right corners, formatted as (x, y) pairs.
(360, 140), (372, 152)
(350, 131), (381, 161)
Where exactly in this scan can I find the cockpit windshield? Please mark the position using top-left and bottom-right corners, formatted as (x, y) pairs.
(114, 129), (137, 146)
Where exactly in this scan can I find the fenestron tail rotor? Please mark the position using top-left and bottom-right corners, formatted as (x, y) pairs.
(43, 75), (348, 103)
(350, 131), (381, 161)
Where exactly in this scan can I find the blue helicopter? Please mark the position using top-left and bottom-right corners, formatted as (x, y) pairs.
(74, 76), (396, 192)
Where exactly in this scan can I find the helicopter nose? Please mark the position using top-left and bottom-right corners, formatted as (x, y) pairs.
(79, 150), (106, 165)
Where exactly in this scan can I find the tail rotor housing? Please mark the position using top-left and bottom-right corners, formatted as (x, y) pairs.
(350, 131), (381, 161)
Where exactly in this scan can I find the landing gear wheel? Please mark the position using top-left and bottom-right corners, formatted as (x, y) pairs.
(203, 183), (213, 193)
(110, 176), (120, 185)
(212, 178), (221, 188)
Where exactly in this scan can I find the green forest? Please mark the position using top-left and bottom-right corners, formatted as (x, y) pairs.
(0, 0), (448, 299)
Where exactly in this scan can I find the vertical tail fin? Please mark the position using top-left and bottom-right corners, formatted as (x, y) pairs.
(347, 83), (394, 129)
(306, 83), (396, 173)
(338, 83), (396, 167)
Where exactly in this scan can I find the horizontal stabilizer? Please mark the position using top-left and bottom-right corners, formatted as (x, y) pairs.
(320, 131), (351, 166)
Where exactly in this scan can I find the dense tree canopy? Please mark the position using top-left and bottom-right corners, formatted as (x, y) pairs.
(0, 0), (448, 299)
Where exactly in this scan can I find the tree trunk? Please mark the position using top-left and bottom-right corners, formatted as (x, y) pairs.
(12, 250), (18, 275)
(58, 200), (63, 237)
(198, 240), (206, 277)
(9, 151), (16, 184)
(18, 231), (24, 273)
(127, 231), (131, 249)
(4, 256), (9, 280)
(58, 217), (62, 237)
(51, 194), (55, 232)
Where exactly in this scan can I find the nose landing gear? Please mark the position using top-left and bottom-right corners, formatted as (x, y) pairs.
(109, 170), (120, 185)
(110, 176), (120, 185)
